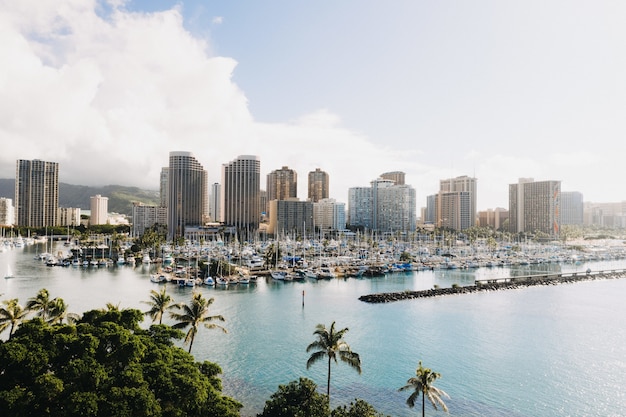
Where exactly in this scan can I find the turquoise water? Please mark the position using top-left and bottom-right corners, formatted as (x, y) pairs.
(2, 243), (626, 417)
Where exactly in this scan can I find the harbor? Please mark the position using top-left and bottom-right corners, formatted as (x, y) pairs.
(3, 238), (626, 416)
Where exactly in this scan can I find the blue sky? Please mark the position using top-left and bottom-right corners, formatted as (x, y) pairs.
(1, 0), (625, 210)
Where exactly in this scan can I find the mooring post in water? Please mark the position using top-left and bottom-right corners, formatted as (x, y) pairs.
(302, 290), (305, 307)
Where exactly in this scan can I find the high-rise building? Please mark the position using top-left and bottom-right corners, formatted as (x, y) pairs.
(561, 191), (584, 226)
(15, 159), (59, 228)
(90, 194), (109, 225)
(221, 155), (261, 233)
(0, 198), (15, 226)
(380, 171), (405, 185)
(436, 175), (477, 230)
(132, 202), (168, 237)
(348, 187), (373, 230)
(267, 166), (297, 216)
(313, 198), (346, 232)
(160, 167), (169, 208)
(58, 207), (81, 227)
(583, 201), (626, 228)
(267, 199), (313, 237)
(209, 183), (221, 223)
(348, 178), (416, 233)
(509, 178), (561, 237)
(478, 208), (509, 230)
(308, 168), (329, 202)
(167, 151), (207, 241)
(424, 194), (437, 225)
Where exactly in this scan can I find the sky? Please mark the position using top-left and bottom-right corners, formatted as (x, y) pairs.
(1, 0), (626, 211)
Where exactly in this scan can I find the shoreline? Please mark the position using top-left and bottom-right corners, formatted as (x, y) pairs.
(358, 269), (626, 303)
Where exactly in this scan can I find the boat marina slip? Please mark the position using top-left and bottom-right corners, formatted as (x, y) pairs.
(2, 238), (626, 416)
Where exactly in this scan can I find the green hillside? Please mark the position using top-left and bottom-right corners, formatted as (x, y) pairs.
(0, 179), (160, 216)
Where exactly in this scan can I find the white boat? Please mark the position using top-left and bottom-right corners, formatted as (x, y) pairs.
(4, 265), (14, 279)
(216, 277), (228, 286)
(150, 274), (167, 283)
(142, 253), (152, 264)
(270, 270), (286, 281)
(204, 276), (215, 286)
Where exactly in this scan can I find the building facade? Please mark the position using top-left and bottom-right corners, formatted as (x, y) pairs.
(267, 166), (297, 216)
(349, 178), (416, 233)
(560, 191), (584, 226)
(436, 175), (477, 230)
(509, 178), (561, 237)
(58, 207), (81, 227)
(167, 151), (207, 241)
(221, 155), (261, 233)
(308, 168), (329, 202)
(132, 203), (168, 237)
(0, 198), (14, 227)
(348, 187), (373, 230)
(380, 171), (405, 185)
(267, 199), (313, 237)
(313, 198), (346, 232)
(15, 159), (59, 228)
(90, 194), (109, 225)
(209, 182), (221, 223)
(477, 208), (509, 230)
(160, 167), (169, 208)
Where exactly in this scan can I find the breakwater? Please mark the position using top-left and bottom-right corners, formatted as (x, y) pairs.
(358, 269), (626, 303)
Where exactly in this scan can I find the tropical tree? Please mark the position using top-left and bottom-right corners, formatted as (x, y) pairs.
(306, 321), (361, 402)
(25, 288), (55, 321)
(47, 297), (80, 324)
(142, 287), (174, 324)
(169, 292), (227, 353)
(0, 298), (28, 339)
(259, 377), (330, 417)
(398, 361), (449, 417)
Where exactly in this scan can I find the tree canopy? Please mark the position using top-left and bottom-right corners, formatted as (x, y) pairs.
(0, 307), (241, 417)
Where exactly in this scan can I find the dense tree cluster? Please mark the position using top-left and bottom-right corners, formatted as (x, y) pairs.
(0, 307), (241, 417)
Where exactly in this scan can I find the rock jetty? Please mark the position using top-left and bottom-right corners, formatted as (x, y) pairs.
(358, 269), (626, 303)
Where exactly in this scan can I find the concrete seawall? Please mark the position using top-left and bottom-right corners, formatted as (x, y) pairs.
(358, 270), (626, 303)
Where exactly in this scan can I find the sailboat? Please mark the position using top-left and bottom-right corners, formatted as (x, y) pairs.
(4, 265), (14, 279)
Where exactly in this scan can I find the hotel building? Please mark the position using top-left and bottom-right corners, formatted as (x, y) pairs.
(167, 151), (207, 241)
(221, 155), (261, 233)
(15, 159), (59, 228)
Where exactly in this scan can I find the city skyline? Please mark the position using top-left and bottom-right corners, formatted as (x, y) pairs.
(1, 1), (626, 210)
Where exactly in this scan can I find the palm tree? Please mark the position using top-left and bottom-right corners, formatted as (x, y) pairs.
(0, 298), (28, 339)
(48, 297), (80, 324)
(142, 287), (174, 324)
(399, 361), (449, 417)
(169, 292), (227, 353)
(26, 288), (54, 321)
(306, 321), (361, 402)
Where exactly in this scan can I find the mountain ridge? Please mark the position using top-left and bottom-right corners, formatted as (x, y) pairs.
(0, 179), (160, 216)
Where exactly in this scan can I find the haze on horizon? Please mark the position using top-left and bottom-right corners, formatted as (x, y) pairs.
(1, 0), (625, 211)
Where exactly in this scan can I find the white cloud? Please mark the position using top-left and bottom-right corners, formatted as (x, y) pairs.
(0, 1), (424, 206)
(212, 16), (223, 25)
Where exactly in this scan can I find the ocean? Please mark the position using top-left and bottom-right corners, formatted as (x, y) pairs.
(2, 242), (625, 417)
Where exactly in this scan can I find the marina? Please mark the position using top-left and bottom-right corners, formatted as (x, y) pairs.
(2, 238), (626, 416)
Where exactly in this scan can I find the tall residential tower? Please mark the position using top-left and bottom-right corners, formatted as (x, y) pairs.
(167, 151), (207, 241)
(221, 155), (261, 233)
(307, 168), (329, 202)
(15, 159), (59, 228)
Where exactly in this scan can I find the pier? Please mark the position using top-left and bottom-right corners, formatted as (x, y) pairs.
(358, 269), (626, 303)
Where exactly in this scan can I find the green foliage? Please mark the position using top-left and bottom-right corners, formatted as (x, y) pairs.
(258, 378), (330, 417)
(331, 398), (390, 417)
(0, 308), (241, 417)
(399, 252), (413, 262)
